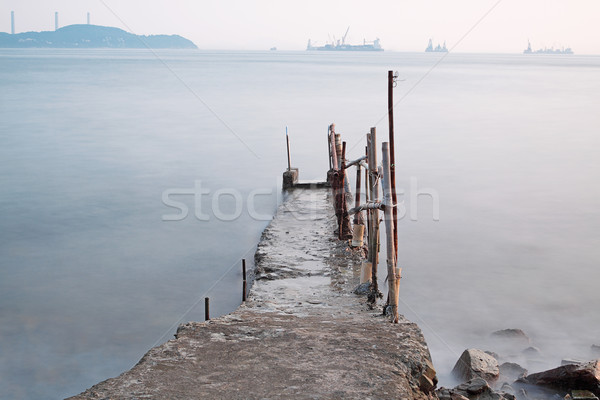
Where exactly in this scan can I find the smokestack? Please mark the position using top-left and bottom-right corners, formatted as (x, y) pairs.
(11, 11), (15, 34)
(87, 12), (90, 25)
(55, 12), (58, 31)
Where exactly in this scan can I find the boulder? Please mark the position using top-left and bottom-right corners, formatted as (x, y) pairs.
(437, 378), (516, 400)
(518, 359), (600, 396)
(570, 389), (599, 399)
(499, 362), (528, 382)
(452, 349), (500, 383)
(491, 329), (531, 345)
(522, 346), (542, 358)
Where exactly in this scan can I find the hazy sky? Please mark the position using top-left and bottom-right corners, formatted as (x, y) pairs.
(2, 0), (599, 54)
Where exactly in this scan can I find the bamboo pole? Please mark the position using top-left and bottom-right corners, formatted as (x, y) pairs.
(367, 129), (380, 298)
(330, 126), (338, 172)
(354, 164), (363, 225)
(338, 141), (352, 240)
(335, 133), (342, 169)
(388, 71), (398, 262)
(327, 126), (332, 170)
(382, 142), (400, 323)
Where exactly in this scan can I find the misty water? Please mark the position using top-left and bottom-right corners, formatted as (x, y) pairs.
(0, 49), (598, 399)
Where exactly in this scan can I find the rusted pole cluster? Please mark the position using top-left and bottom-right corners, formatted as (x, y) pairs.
(323, 71), (400, 322)
(328, 124), (352, 240)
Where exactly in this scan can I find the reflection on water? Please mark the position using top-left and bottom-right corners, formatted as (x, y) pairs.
(0, 49), (599, 398)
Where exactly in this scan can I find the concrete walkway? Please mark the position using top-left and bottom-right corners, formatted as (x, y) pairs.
(70, 188), (436, 400)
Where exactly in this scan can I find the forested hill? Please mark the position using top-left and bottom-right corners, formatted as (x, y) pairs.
(0, 24), (197, 49)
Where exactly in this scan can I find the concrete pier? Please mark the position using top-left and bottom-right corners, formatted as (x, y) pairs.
(70, 188), (436, 399)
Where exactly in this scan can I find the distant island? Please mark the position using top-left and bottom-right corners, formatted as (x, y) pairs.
(0, 24), (197, 49)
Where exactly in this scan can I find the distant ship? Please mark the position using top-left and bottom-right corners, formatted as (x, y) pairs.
(523, 40), (573, 54)
(306, 26), (383, 51)
(425, 39), (447, 53)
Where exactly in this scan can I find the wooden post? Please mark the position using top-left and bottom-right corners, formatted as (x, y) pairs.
(286, 127), (291, 171)
(338, 141), (352, 240)
(354, 164), (362, 225)
(335, 134), (342, 169)
(204, 297), (210, 321)
(382, 142), (400, 323)
(388, 71), (398, 262)
(327, 126), (332, 170)
(242, 259), (247, 302)
(330, 126), (338, 171)
(367, 129), (380, 299)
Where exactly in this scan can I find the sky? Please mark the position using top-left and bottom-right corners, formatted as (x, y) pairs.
(1, 0), (599, 54)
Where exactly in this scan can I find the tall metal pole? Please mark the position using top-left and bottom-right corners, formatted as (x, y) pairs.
(388, 71), (398, 262)
(204, 297), (210, 321)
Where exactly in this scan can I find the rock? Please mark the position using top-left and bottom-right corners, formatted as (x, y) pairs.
(523, 346), (542, 357)
(353, 282), (370, 295)
(570, 389), (599, 399)
(499, 362), (528, 382)
(418, 358), (438, 393)
(519, 359), (600, 396)
(500, 382), (515, 395)
(452, 348), (500, 383)
(456, 377), (490, 394)
(563, 359), (589, 366)
(438, 378), (516, 400)
(436, 388), (469, 400)
(491, 329), (531, 345)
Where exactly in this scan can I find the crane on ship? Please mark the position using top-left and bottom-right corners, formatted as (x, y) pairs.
(342, 26), (350, 46)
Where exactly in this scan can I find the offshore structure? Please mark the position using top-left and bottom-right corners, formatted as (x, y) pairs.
(307, 26), (383, 51)
(523, 40), (573, 54)
(425, 39), (447, 53)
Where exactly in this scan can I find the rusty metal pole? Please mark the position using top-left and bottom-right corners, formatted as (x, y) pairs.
(204, 297), (210, 321)
(388, 71), (398, 262)
(286, 126), (291, 171)
(242, 259), (247, 302)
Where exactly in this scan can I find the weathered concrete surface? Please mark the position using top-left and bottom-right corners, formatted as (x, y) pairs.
(69, 188), (436, 400)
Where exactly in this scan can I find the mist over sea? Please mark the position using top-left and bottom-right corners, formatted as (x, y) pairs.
(0, 49), (598, 399)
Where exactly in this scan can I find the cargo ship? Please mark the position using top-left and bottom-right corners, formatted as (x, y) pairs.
(425, 39), (447, 53)
(523, 40), (573, 54)
(306, 27), (383, 51)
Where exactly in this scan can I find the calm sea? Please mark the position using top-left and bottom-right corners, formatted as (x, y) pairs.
(0, 49), (598, 399)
